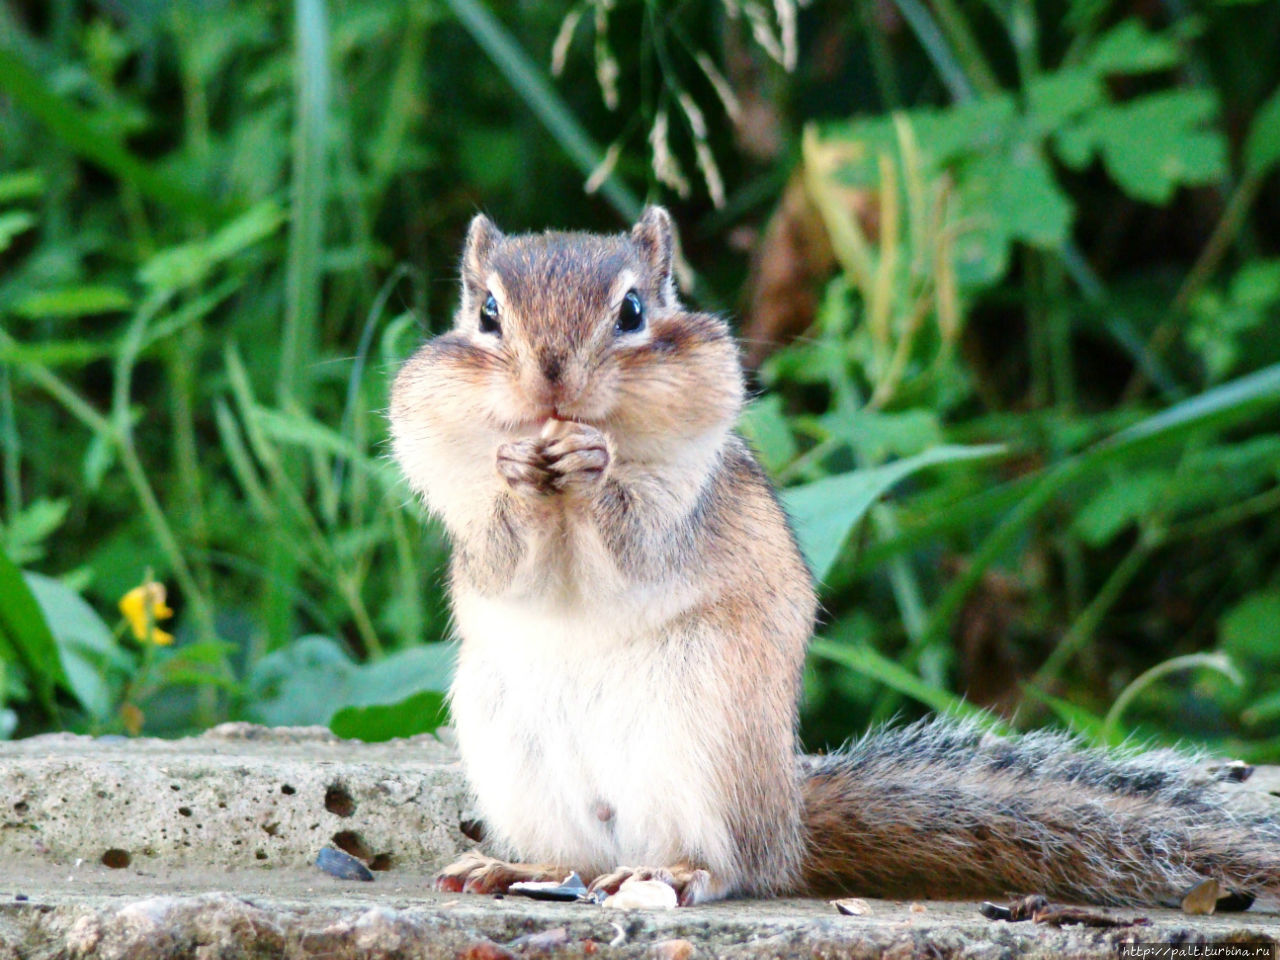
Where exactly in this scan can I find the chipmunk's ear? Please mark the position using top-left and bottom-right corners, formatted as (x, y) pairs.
(461, 213), (503, 287)
(630, 206), (677, 304)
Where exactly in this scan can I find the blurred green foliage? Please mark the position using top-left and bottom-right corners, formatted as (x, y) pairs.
(1, 0), (1279, 756)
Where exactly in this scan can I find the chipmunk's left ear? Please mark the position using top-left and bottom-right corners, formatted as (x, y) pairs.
(631, 206), (677, 304)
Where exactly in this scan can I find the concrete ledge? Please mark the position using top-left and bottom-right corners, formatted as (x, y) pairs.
(0, 724), (470, 871)
(2, 726), (1278, 958)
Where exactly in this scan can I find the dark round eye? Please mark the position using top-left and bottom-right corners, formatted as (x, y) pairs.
(479, 293), (501, 335)
(616, 290), (644, 334)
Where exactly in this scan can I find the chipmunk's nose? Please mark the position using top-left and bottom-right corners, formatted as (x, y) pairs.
(538, 349), (564, 385)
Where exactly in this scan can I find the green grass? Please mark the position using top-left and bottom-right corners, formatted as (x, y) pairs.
(1, 0), (1279, 757)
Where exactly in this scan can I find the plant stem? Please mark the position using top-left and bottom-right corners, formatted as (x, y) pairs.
(1032, 528), (1159, 689)
(1121, 173), (1263, 402)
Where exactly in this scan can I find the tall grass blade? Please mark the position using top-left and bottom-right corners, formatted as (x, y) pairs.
(442, 0), (642, 221)
(280, 0), (331, 408)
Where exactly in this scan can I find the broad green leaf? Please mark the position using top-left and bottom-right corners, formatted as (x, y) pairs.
(969, 144), (1073, 249)
(1026, 69), (1104, 135)
(1245, 85), (1280, 177)
(248, 635), (453, 727)
(1086, 20), (1182, 76)
(345, 644), (454, 707)
(782, 443), (1006, 581)
(23, 572), (125, 719)
(13, 286), (132, 320)
(330, 690), (448, 742)
(0, 548), (65, 712)
(1219, 591), (1280, 667)
(824, 408), (943, 462)
(1056, 90), (1226, 204)
(739, 395), (798, 476)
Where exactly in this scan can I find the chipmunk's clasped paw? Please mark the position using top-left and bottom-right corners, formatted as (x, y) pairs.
(433, 850), (567, 895)
(587, 863), (716, 906)
(496, 421), (610, 497)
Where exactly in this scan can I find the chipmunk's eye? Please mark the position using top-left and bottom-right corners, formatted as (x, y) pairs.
(616, 290), (645, 334)
(479, 293), (501, 336)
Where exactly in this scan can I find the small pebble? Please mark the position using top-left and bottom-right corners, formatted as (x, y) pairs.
(831, 897), (871, 916)
(315, 846), (374, 882)
(1181, 878), (1220, 916)
(14, 894), (28, 902)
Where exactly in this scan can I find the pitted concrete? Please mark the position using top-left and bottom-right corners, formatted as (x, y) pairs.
(0, 723), (471, 872)
(1, 726), (1278, 958)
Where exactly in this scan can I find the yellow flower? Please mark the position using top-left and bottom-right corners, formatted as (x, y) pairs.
(119, 581), (175, 646)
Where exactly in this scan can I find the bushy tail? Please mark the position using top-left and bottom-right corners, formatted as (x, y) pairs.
(800, 719), (1280, 906)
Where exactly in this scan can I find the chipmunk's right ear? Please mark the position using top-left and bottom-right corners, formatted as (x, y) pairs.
(461, 213), (503, 286)
(630, 206), (677, 304)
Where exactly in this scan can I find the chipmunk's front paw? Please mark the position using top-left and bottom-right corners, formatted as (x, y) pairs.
(587, 863), (717, 906)
(541, 422), (610, 494)
(434, 851), (566, 894)
(497, 438), (554, 496)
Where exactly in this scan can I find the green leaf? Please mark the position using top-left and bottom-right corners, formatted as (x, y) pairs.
(1071, 470), (1167, 547)
(1025, 69), (1104, 135)
(739, 395), (798, 476)
(1244, 85), (1280, 178)
(0, 48), (224, 220)
(0, 339), (115, 367)
(0, 169), (45, 204)
(13, 286), (132, 320)
(0, 498), (68, 565)
(968, 144), (1073, 249)
(23, 573), (125, 719)
(782, 443), (1006, 581)
(139, 201), (284, 291)
(1086, 20), (1182, 76)
(1219, 591), (1280, 667)
(1020, 686), (1111, 744)
(810, 638), (1000, 725)
(248, 635), (453, 727)
(1056, 90), (1226, 204)
(831, 408), (943, 463)
(330, 690), (448, 742)
(0, 548), (65, 712)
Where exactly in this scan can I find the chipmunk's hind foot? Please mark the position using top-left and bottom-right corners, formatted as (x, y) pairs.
(587, 863), (718, 905)
(434, 850), (568, 894)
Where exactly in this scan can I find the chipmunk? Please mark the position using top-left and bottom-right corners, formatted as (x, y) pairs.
(389, 207), (1280, 908)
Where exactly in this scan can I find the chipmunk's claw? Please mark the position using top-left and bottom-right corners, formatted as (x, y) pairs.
(434, 850), (567, 895)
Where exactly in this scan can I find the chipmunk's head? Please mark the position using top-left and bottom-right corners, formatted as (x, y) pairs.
(430, 206), (744, 454)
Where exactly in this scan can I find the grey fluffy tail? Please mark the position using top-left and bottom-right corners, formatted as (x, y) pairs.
(799, 718), (1280, 906)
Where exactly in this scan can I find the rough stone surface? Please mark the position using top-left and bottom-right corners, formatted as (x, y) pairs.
(0, 724), (470, 872)
(1, 726), (1278, 958)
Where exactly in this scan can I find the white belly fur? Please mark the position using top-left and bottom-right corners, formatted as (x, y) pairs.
(448, 590), (736, 878)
